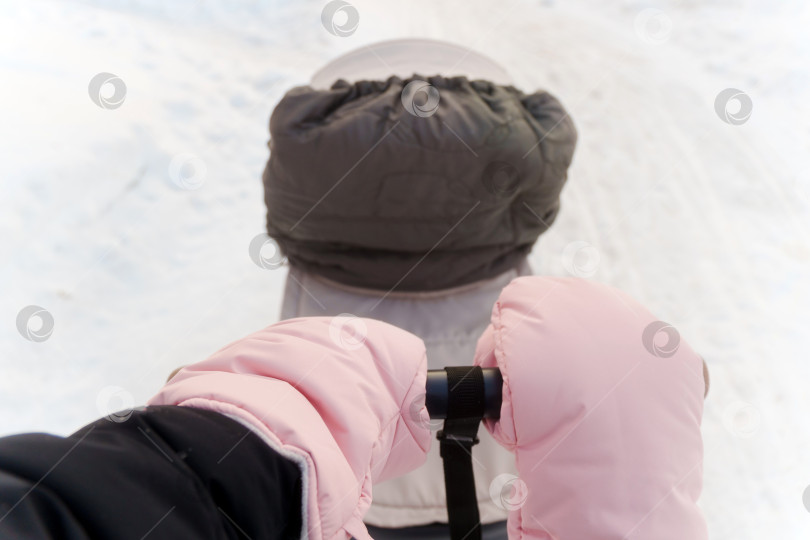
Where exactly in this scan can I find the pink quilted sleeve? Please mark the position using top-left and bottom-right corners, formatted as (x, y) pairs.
(475, 277), (707, 540)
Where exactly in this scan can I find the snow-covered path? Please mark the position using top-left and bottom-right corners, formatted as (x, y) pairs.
(1, 0), (809, 537)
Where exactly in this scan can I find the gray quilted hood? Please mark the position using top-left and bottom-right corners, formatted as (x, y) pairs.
(262, 73), (577, 291)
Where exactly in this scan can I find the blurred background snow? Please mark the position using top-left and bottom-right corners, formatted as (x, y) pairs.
(1, 0), (809, 537)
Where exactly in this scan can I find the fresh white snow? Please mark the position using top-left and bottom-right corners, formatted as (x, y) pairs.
(1, 0), (809, 537)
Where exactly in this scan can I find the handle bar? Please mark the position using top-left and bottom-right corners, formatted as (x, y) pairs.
(425, 368), (502, 420)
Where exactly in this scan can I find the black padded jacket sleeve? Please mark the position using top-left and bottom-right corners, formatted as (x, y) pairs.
(0, 406), (303, 540)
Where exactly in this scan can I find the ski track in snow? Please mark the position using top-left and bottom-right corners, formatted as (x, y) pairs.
(1, 0), (809, 537)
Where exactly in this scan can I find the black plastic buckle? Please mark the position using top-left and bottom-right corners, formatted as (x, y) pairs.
(437, 429), (480, 447)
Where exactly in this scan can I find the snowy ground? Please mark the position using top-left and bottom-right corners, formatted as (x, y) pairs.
(1, 0), (809, 537)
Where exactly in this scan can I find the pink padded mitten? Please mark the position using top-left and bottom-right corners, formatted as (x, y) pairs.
(474, 277), (707, 540)
(150, 316), (431, 540)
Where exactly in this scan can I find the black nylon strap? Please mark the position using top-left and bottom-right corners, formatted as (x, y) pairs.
(439, 366), (486, 540)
